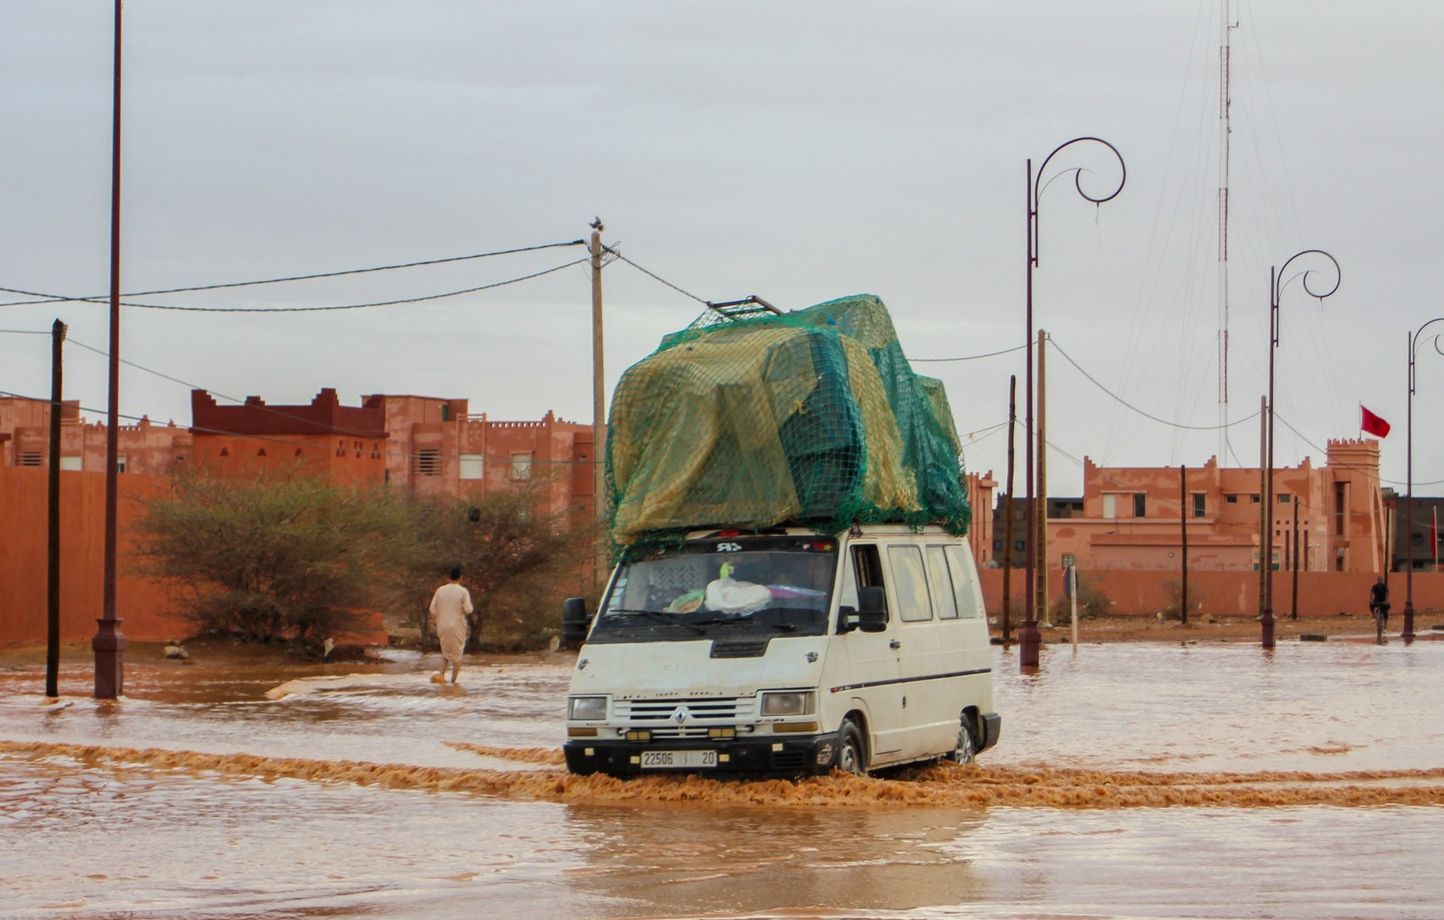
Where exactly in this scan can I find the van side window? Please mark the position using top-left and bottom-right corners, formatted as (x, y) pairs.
(888, 545), (933, 622)
(926, 545), (959, 619)
(843, 543), (877, 597)
(943, 544), (981, 619)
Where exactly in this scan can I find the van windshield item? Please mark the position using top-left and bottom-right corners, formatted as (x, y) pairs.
(591, 535), (837, 642)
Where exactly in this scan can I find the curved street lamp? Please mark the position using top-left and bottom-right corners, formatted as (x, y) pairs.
(1263, 250), (1341, 648)
(1021, 137), (1126, 669)
(1403, 317), (1444, 640)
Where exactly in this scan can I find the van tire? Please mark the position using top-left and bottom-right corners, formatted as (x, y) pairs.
(950, 714), (976, 765)
(836, 719), (867, 776)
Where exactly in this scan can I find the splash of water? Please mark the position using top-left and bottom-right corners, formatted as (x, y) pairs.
(5, 740), (1442, 809)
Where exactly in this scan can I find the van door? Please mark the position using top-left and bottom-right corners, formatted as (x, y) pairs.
(884, 540), (949, 759)
(832, 541), (907, 765)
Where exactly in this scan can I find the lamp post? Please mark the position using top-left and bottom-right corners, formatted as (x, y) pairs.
(1263, 249), (1340, 648)
(1403, 317), (1444, 641)
(1022, 137), (1125, 669)
(94, 0), (126, 698)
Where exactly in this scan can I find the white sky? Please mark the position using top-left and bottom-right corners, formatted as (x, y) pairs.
(2, 1), (1441, 497)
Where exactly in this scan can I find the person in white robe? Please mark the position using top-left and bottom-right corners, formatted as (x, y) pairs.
(429, 566), (474, 684)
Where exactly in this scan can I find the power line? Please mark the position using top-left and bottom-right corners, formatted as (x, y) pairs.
(603, 248), (709, 305)
(1050, 335), (1260, 432)
(0, 240), (587, 307)
(913, 344), (1027, 363)
(0, 256), (591, 314)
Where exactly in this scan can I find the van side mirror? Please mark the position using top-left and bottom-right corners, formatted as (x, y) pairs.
(856, 586), (888, 633)
(561, 596), (591, 648)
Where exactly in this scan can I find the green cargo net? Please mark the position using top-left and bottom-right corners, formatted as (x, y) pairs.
(605, 293), (971, 547)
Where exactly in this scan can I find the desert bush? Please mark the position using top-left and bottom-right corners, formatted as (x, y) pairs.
(135, 471), (411, 644)
(401, 478), (599, 652)
(1050, 583), (1112, 621)
(1159, 579), (1202, 622)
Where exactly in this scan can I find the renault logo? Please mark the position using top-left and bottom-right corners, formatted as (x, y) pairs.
(671, 706), (691, 725)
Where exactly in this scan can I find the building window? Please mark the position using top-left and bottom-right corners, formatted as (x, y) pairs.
(1014, 540), (1025, 552)
(1226, 494), (1238, 504)
(459, 454), (484, 480)
(1133, 493), (1146, 518)
(1193, 493), (1205, 518)
(19, 452), (43, 467)
(1103, 494), (1117, 519)
(510, 452), (532, 480)
(414, 448), (441, 477)
(1279, 493), (1291, 504)
(992, 539), (1003, 552)
(1250, 494), (1260, 504)
(116, 455), (127, 473)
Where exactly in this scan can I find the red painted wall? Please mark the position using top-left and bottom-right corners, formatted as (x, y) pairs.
(0, 467), (186, 645)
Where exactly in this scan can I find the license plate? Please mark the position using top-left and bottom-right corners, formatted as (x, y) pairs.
(640, 749), (718, 769)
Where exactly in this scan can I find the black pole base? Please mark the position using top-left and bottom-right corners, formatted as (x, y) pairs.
(92, 617), (126, 699)
(1260, 608), (1276, 649)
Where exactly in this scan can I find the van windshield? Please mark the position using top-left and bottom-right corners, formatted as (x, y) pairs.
(591, 535), (837, 642)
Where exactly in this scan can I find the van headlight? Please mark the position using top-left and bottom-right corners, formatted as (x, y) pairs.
(760, 691), (815, 717)
(568, 696), (608, 720)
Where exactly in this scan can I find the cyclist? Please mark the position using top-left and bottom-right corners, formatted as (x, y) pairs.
(1368, 577), (1390, 638)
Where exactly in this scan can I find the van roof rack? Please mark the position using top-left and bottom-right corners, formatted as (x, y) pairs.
(704, 295), (783, 321)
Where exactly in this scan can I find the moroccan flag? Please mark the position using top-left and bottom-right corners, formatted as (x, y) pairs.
(1361, 406), (1391, 438)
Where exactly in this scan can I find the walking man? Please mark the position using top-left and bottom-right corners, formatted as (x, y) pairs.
(429, 566), (474, 684)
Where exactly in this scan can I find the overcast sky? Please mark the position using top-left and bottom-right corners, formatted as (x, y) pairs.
(2, 1), (1441, 496)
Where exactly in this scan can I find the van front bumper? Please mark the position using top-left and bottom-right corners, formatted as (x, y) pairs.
(564, 733), (840, 777)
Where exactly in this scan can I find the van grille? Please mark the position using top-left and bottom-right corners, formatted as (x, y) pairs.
(615, 696), (756, 732)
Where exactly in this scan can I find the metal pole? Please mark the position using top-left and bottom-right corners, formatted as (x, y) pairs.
(1398, 319), (1444, 639)
(1000, 375), (1016, 645)
(1019, 138), (1125, 670)
(1258, 394), (1267, 618)
(1290, 497), (1300, 619)
(93, 0), (126, 699)
(1263, 267), (1277, 648)
(1180, 464), (1188, 626)
(1036, 328), (1050, 628)
(1021, 159), (1039, 668)
(1261, 250), (1340, 648)
(47, 319), (67, 700)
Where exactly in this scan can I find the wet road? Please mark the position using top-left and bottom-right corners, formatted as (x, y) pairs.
(2, 639), (1442, 919)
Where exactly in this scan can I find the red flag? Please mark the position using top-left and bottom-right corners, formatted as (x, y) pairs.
(1361, 406), (1391, 438)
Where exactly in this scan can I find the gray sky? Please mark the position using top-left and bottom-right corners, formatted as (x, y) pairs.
(3, 1), (1441, 496)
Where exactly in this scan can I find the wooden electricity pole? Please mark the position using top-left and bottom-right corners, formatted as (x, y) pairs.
(1001, 375), (1017, 643)
(589, 219), (606, 589)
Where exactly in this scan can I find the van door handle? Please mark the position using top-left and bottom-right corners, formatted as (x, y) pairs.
(889, 639), (901, 649)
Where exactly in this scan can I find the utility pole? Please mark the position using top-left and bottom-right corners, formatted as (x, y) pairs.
(1000, 375), (1017, 644)
(1036, 329), (1050, 628)
(1257, 395), (1268, 620)
(94, 0), (126, 699)
(589, 218), (606, 591)
(1180, 464), (1189, 626)
(1290, 497), (1300, 619)
(47, 320), (67, 699)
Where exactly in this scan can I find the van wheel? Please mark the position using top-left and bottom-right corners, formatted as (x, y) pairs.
(950, 714), (976, 765)
(836, 719), (867, 776)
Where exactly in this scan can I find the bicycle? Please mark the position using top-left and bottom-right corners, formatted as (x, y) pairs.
(1370, 601), (1390, 642)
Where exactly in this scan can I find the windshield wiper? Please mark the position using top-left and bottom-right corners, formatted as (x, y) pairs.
(606, 608), (705, 635)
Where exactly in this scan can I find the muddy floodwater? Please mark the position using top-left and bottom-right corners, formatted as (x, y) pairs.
(3, 638), (1442, 919)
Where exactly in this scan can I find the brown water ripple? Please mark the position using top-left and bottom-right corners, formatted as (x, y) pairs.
(5, 740), (1443, 810)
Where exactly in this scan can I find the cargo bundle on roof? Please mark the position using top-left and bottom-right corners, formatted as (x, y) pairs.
(605, 293), (970, 546)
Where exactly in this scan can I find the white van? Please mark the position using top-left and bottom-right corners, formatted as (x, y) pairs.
(562, 524), (1000, 776)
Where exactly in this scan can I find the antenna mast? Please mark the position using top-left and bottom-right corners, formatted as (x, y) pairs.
(1217, 0), (1237, 461)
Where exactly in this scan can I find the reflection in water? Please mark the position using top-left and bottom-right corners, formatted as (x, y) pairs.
(1, 642), (1441, 918)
